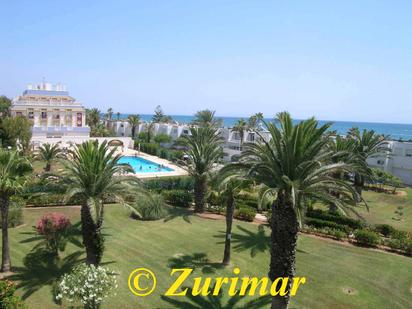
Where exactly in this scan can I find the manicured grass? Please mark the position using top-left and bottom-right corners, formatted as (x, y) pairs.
(314, 188), (412, 233)
(2, 205), (412, 308)
(353, 188), (412, 232)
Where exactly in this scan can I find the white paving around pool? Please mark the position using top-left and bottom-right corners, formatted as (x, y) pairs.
(114, 148), (188, 178)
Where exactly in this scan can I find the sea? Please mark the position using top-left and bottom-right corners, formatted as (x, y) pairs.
(113, 114), (412, 141)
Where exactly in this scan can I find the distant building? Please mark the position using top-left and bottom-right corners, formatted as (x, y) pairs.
(11, 82), (90, 140)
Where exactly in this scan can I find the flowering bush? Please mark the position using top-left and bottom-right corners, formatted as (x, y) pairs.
(56, 264), (118, 309)
(36, 213), (71, 256)
(0, 280), (26, 309)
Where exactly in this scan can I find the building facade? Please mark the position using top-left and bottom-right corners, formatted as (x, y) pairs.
(11, 82), (90, 140)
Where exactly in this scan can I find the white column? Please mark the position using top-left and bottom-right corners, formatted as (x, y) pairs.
(82, 112), (86, 127)
(34, 111), (40, 126)
(60, 110), (66, 126)
(47, 110), (53, 127)
(72, 113), (77, 127)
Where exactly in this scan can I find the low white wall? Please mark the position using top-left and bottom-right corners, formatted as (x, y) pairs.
(32, 136), (134, 149)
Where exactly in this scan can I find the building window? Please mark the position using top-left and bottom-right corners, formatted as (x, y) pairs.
(41, 112), (47, 119)
(76, 113), (82, 127)
(405, 149), (412, 157)
(377, 160), (385, 165)
(28, 112), (34, 119)
(183, 130), (189, 135)
(16, 112), (23, 116)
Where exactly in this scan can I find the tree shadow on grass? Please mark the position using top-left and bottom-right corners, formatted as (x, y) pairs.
(164, 207), (193, 224)
(168, 253), (224, 274)
(10, 248), (83, 300)
(214, 225), (270, 258)
(160, 285), (272, 308)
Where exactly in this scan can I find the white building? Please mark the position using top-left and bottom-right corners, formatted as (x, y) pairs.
(11, 82), (90, 142)
(368, 141), (412, 185)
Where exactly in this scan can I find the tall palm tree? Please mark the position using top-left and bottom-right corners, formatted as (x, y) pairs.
(0, 150), (32, 272)
(127, 114), (140, 139)
(348, 128), (387, 197)
(248, 112), (264, 131)
(232, 118), (248, 149)
(192, 109), (222, 128)
(86, 108), (101, 128)
(230, 112), (358, 308)
(58, 140), (138, 265)
(35, 143), (64, 172)
(105, 108), (113, 129)
(215, 172), (250, 265)
(182, 126), (223, 213)
(327, 135), (369, 211)
(145, 122), (155, 143)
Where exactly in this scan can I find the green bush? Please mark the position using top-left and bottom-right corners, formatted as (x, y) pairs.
(374, 224), (397, 237)
(143, 176), (194, 191)
(132, 193), (168, 221)
(234, 206), (256, 222)
(386, 238), (403, 250)
(354, 229), (380, 247)
(306, 209), (364, 230)
(236, 194), (259, 209)
(305, 217), (350, 233)
(2, 197), (25, 227)
(163, 190), (192, 208)
(390, 229), (409, 241)
(154, 133), (172, 144)
(0, 280), (26, 309)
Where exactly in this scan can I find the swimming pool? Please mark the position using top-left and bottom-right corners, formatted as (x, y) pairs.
(118, 156), (174, 173)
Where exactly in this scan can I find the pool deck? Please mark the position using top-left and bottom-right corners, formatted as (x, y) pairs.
(114, 148), (188, 179)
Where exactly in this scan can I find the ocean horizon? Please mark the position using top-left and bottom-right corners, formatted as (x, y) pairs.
(111, 113), (412, 141)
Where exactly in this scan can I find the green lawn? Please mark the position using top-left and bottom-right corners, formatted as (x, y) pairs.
(2, 205), (412, 308)
(354, 188), (412, 232)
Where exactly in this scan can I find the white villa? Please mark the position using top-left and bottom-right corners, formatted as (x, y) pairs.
(11, 82), (90, 142)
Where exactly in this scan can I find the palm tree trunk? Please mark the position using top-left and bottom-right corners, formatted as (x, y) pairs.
(354, 173), (364, 202)
(45, 162), (51, 172)
(194, 177), (207, 213)
(1, 194), (11, 273)
(81, 203), (104, 265)
(131, 127), (136, 139)
(269, 192), (299, 309)
(222, 194), (234, 265)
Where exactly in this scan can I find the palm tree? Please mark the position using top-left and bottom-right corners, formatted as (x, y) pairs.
(0, 149), (32, 272)
(327, 135), (369, 211)
(35, 143), (63, 172)
(348, 128), (387, 198)
(182, 126), (223, 213)
(248, 112), (264, 131)
(116, 112), (121, 121)
(86, 108), (101, 128)
(230, 112), (358, 308)
(58, 140), (138, 265)
(105, 108), (113, 129)
(90, 123), (112, 137)
(231, 118), (248, 150)
(145, 122), (155, 143)
(127, 114), (140, 139)
(192, 109), (222, 128)
(215, 172), (250, 265)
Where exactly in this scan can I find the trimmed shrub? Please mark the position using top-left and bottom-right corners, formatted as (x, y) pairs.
(143, 176), (194, 191)
(305, 217), (350, 233)
(306, 209), (364, 229)
(36, 213), (71, 256)
(354, 229), (380, 247)
(163, 190), (192, 208)
(234, 206), (256, 222)
(133, 193), (168, 220)
(0, 280), (25, 309)
(374, 224), (397, 237)
(236, 194), (259, 209)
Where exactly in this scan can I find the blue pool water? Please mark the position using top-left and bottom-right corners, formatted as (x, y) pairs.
(118, 156), (174, 173)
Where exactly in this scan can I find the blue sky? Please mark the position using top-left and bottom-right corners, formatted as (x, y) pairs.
(1, 0), (412, 123)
